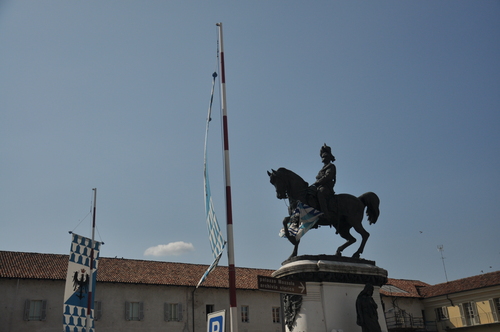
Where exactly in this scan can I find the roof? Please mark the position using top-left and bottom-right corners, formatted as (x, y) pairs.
(380, 278), (431, 298)
(380, 278), (430, 297)
(2, 251), (499, 297)
(419, 270), (500, 298)
(380, 271), (500, 299)
(0, 251), (274, 290)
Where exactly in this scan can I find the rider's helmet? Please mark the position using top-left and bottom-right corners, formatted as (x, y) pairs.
(320, 144), (335, 162)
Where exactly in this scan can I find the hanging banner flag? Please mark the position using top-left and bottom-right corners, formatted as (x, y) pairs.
(279, 201), (323, 241)
(196, 244), (225, 288)
(197, 72), (226, 288)
(197, 169), (226, 288)
(63, 233), (102, 332)
(204, 170), (226, 260)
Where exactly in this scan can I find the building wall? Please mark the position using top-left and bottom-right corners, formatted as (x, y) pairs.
(382, 296), (426, 330)
(3, 275), (500, 332)
(94, 282), (282, 332)
(421, 285), (500, 332)
(94, 282), (190, 331)
(1, 278), (282, 332)
(2, 278), (64, 332)
(447, 305), (462, 328)
(382, 296), (425, 318)
(476, 300), (497, 325)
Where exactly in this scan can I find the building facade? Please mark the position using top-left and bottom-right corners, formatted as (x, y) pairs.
(2, 250), (500, 332)
(1, 251), (282, 332)
(420, 273), (500, 332)
(381, 272), (500, 332)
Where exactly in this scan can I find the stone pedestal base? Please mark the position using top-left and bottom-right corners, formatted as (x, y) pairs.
(273, 255), (388, 332)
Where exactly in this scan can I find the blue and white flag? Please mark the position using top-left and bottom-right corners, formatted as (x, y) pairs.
(279, 202), (323, 240)
(197, 168), (226, 288)
(63, 233), (101, 332)
(197, 75), (226, 288)
(204, 173), (226, 260)
(196, 245), (224, 288)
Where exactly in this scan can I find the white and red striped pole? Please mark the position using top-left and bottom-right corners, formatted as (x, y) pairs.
(216, 22), (238, 332)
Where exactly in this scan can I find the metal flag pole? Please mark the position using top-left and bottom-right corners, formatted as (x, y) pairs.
(86, 188), (97, 331)
(216, 22), (238, 332)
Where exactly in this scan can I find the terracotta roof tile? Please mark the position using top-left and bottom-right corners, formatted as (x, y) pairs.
(380, 278), (431, 298)
(380, 271), (500, 299)
(3, 251), (498, 296)
(0, 251), (274, 290)
(0, 251), (68, 280)
(419, 270), (500, 298)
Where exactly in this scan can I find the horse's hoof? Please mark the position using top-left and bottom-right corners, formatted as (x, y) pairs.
(352, 253), (360, 259)
(335, 251), (342, 257)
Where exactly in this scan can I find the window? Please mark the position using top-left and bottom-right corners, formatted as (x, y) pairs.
(491, 298), (500, 322)
(435, 307), (448, 321)
(206, 304), (215, 320)
(462, 302), (479, 326)
(241, 305), (249, 323)
(495, 298), (500, 313)
(396, 309), (407, 325)
(94, 301), (102, 321)
(23, 300), (47, 321)
(165, 303), (183, 322)
(272, 307), (280, 323)
(125, 302), (144, 321)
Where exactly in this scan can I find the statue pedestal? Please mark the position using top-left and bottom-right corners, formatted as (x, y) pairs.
(273, 255), (388, 332)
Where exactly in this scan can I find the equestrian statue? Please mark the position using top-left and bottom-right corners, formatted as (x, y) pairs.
(268, 144), (380, 259)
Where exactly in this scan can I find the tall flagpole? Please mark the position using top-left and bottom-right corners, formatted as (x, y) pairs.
(216, 22), (238, 332)
(86, 188), (97, 331)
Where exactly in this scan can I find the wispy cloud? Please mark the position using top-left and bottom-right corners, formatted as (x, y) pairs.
(144, 242), (195, 257)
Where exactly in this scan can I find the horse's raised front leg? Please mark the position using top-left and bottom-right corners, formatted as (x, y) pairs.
(282, 216), (297, 245)
(283, 216), (300, 259)
(289, 241), (299, 260)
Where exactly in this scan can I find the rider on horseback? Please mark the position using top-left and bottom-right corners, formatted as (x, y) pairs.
(313, 144), (336, 221)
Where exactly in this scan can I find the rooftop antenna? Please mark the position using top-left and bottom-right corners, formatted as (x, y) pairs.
(437, 245), (449, 282)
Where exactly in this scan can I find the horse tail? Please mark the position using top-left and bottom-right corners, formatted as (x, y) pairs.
(358, 192), (380, 225)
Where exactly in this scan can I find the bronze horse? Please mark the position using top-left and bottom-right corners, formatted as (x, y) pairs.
(268, 168), (380, 259)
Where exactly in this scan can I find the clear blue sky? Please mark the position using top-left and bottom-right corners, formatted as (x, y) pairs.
(1, 1), (499, 286)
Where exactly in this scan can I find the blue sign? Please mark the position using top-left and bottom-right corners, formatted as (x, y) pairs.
(207, 310), (225, 332)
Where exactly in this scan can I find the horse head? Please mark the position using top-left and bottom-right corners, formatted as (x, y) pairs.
(267, 168), (288, 200)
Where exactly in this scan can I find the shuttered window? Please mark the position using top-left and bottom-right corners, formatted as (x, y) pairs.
(94, 301), (102, 321)
(125, 301), (144, 321)
(461, 302), (479, 326)
(489, 298), (500, 322)
(435, 307), (448, 321)
(23, 300), (47, 321)
(164, 302), (183, 322)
